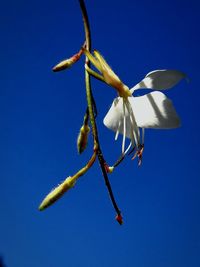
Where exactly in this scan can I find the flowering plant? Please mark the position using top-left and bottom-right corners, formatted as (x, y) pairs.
(39, 0), (186, 225)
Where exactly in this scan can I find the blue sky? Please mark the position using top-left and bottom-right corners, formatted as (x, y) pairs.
(0, 0), (200, 266)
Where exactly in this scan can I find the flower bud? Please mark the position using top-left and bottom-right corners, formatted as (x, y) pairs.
(39, 176), (76, 211)
(77, 124), (90, 154)
(53, 47), (84, 72)
(52, 58), (75, 72)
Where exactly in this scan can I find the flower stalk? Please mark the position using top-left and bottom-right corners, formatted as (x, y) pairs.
(78, 0), (122, 224)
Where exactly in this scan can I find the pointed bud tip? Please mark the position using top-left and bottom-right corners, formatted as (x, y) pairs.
(38, 204), (45, 211)
(38, 200), (48, 211)
(52, 66), (60, 72)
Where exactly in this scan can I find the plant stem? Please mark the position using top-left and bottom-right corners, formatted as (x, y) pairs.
(78, 0), (122, 221)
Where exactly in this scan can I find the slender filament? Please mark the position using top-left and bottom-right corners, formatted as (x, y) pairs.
(122, 99), (126, 153)
(142, 128), (145, 144)
(115, 121), (121, 141)
(124, 141), (132, 155)
(125, 99), (140, 147)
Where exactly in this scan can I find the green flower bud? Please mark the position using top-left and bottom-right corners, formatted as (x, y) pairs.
(39, 176), (76, 211)
(77, 124), (90, 154)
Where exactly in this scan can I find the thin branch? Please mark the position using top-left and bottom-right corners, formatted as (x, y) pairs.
(78, 0), (122, 223)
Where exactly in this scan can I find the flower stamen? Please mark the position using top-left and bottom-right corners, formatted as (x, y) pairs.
(115, 121), (121, 141)
(124, 141), (132, 155)
(141, 128), (145, 145)
(124, 99), (140, 147)
(122, 100), (126, 153)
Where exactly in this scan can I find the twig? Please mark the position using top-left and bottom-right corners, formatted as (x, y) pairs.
(78, 0), (122, 223)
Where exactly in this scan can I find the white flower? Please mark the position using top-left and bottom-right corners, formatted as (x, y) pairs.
(83, 49), (186, 163)
(104, 69), (186, 162)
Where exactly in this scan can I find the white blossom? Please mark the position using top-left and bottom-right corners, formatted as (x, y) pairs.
(84, 49), (186, 163)
(104, 70), (186, 159)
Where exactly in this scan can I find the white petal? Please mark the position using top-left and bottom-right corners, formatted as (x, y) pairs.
(103, 98), (135, 139)
(129, 91), (181, 129)
(130, 70), (186, 93)
(114, 121), (120, 140)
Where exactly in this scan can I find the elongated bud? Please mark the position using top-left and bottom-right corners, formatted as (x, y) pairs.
(77, 109), (90, 154)
(53, 58), (75, 72)
(39, 176), (76, 211)
(53, 46), (84, 72)
(77, 124), (90, 154)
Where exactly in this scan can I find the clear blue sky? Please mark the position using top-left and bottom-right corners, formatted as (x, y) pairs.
(0, 0), (200, 266)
